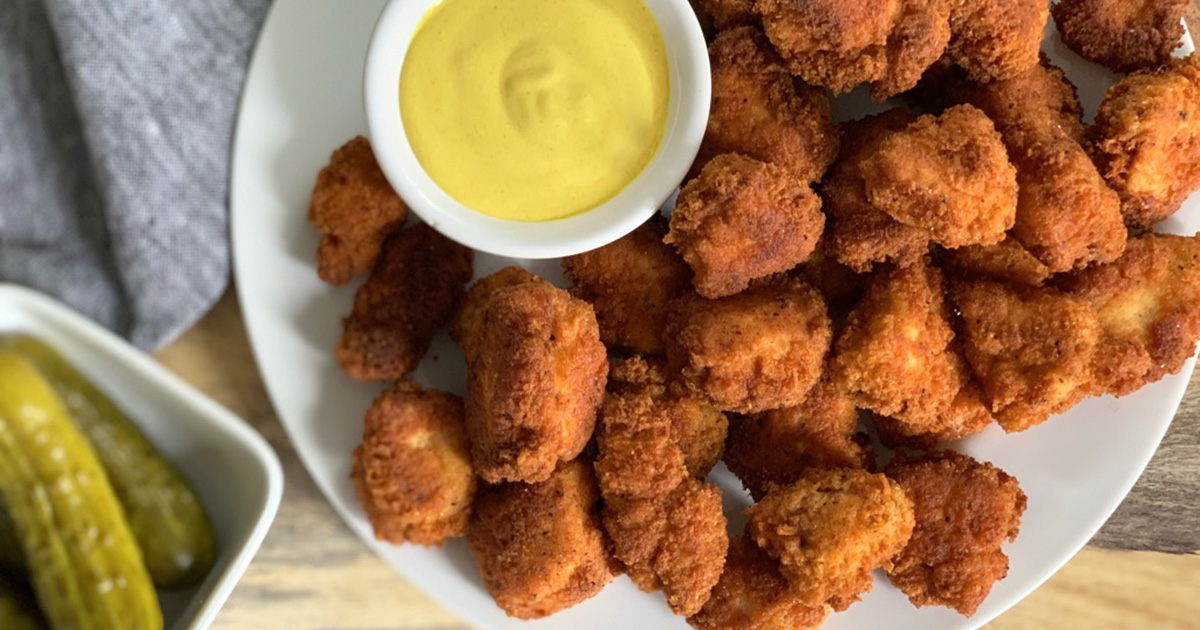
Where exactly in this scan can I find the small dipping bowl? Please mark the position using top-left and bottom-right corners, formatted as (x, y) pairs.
(363, 0), (711, 259)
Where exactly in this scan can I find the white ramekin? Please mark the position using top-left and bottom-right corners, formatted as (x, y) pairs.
(363, 0), (711, 259)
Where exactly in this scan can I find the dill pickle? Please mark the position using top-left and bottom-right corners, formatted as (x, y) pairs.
(0, 352), (161, 630)
(1, 335), (215, 588)
(0, 576), (47, 630)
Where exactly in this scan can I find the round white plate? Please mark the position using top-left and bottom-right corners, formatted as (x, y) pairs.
(230, 2), (1198, 628)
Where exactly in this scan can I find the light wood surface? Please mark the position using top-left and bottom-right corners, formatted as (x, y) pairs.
(156, 288), (1200, 630)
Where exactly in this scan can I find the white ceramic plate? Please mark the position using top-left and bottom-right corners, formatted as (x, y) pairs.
(229, 2), (1199, 628)
(0, 284), (283, 630)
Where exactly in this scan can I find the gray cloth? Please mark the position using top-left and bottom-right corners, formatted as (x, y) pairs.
(0, 0), (272, 349)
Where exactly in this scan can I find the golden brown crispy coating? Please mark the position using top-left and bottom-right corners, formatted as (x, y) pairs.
(351, 381), (475, 546)
(942, 237), (1053, 286)
(699, 27), (839, 182)
(335, 223), (473, 381)
(1052, 0), (1187, 72)
(467, 460), (619, 619)
(885, 451), (1026, 616)
(308, 136), (408, 285)
(688, 537), (832, 630)
(665, 278), (832, 413)
(947, 0), (1048, 83)
(1091, 56), (1200, 229)
(668, 154), (824, 298)
(953, 279), (1100, 431)
(456, 271), (607, 483)
(603, 479), (729, 616)
(694, 0), (758, 30)
(831, 260), (961, 424)
(858, 105), (1018, 249)
(451, 266), (541, 352)
(873, 376), (996, 448)
(794, 236), (868, 314)
(606, 355), (730, 478)
(1058, 233), (1200, 396)
(745, 468), (915, 610)
(754, 0), (951, 98)
(563, 217), (692, 355)
(724, 375), (871, 500)
(823, 110), (930, 272)
(946, 56), (1085, 141)
(595, 391), (690, 501)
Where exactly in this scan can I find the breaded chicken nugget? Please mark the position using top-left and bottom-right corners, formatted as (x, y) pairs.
(467, 460), (619, 619)
(699, 27), (839, 182)
(745, 468), (915, 610)
(947, 0), (1048, 83)
(668, 154), (824, 298)
(688, 537), (832, 630)
(872, 374), (996, 448)
(1091, 56), (1200, 228)
(595, 391), (690, 501)
(885, 451), (1026, 616)
(665, 278), (832, 413)
(724, 375), (871, 500)
(754, 0), (951, 98)
(1058, 233), (1200, 396)
(953, 279), (1100, 431)
(942, 237), (1053, 286)
(603, 479), (729, 616)
(451, 266), (540, 352)
(456, 271), (607, 483)
(831, 260), (961, 424)
(351, 381), (475, 546)
(693, 0), (758, 30)
(822, 110), (930, 272)
(308, 136), (408, 285)
(947, 62), (1127, 272)
(1052, 0), (1187, 72)
(858, 105), (1018, 249)
(607, 355), (729, 477)
(794, 237), (869, 315)
(335, 223), (473, 381)
(563, 217), (692, 355)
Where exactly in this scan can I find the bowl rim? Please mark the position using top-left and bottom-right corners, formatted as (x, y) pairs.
(0, 283), (284, 630)
(362, 0), (711, 259)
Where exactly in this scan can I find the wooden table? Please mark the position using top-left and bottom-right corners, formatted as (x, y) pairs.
(157, 287), (1200, 630)
(159, 6), (1200, 626)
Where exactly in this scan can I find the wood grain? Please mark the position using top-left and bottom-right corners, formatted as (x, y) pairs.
(156, 287), (1200, 630)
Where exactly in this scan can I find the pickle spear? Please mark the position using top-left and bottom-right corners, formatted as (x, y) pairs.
(1, 335), (215, 588)
(0, 352), (161, 630)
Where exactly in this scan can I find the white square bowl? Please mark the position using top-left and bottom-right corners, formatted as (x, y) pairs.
(0, 283), (283, 630)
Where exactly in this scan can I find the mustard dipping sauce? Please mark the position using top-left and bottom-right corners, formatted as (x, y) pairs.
(399, 0), (670, 222)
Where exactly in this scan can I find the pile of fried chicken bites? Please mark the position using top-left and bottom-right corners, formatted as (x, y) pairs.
(308, 0), (1200, 626)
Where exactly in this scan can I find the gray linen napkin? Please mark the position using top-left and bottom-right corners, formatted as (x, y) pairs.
(0, 0), (272, 349)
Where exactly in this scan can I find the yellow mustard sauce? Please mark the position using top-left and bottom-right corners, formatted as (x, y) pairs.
(399, 0), (670, 222)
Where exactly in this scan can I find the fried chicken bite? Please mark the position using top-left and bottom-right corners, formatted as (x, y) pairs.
(794, 237), (868, 315)
(351, 381), (475, 546)
(822, 109), (930, 272)
(953, 279), (1100, 431)
(467, 460), (619, 619)
(308, 136), (408, 285)
(688, 537), (832, 630)
(603, 479), (729, 616)
(858, 105), (1018, 249)
(945, 61), (1127, 272)
(831, 259), (964, 426)
(1091, 56), (1200, 229)
(1052, 0), (1188, 73)
(942, 237), (1053, 286)
(885, 451), (1026, 616)
(335, 223), (473, 380)
(668, 154), (824, 298)
(947, 0), (1048, 83)
(754, 0), (951, 98)
(872, 374), (996, 449)
(724, 375), (871, 500)
(454, 270), (607, 483)
(607, 355), (730, 478)
(595, 391), (690, 501)
(699, 27), (839, 182)
(745, 468), (915, 610)
(1058, 233), (1200, 396)
(693, 0), (758, 30)
(665, 278), (832, 413)
(563, 217), (692, 355)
